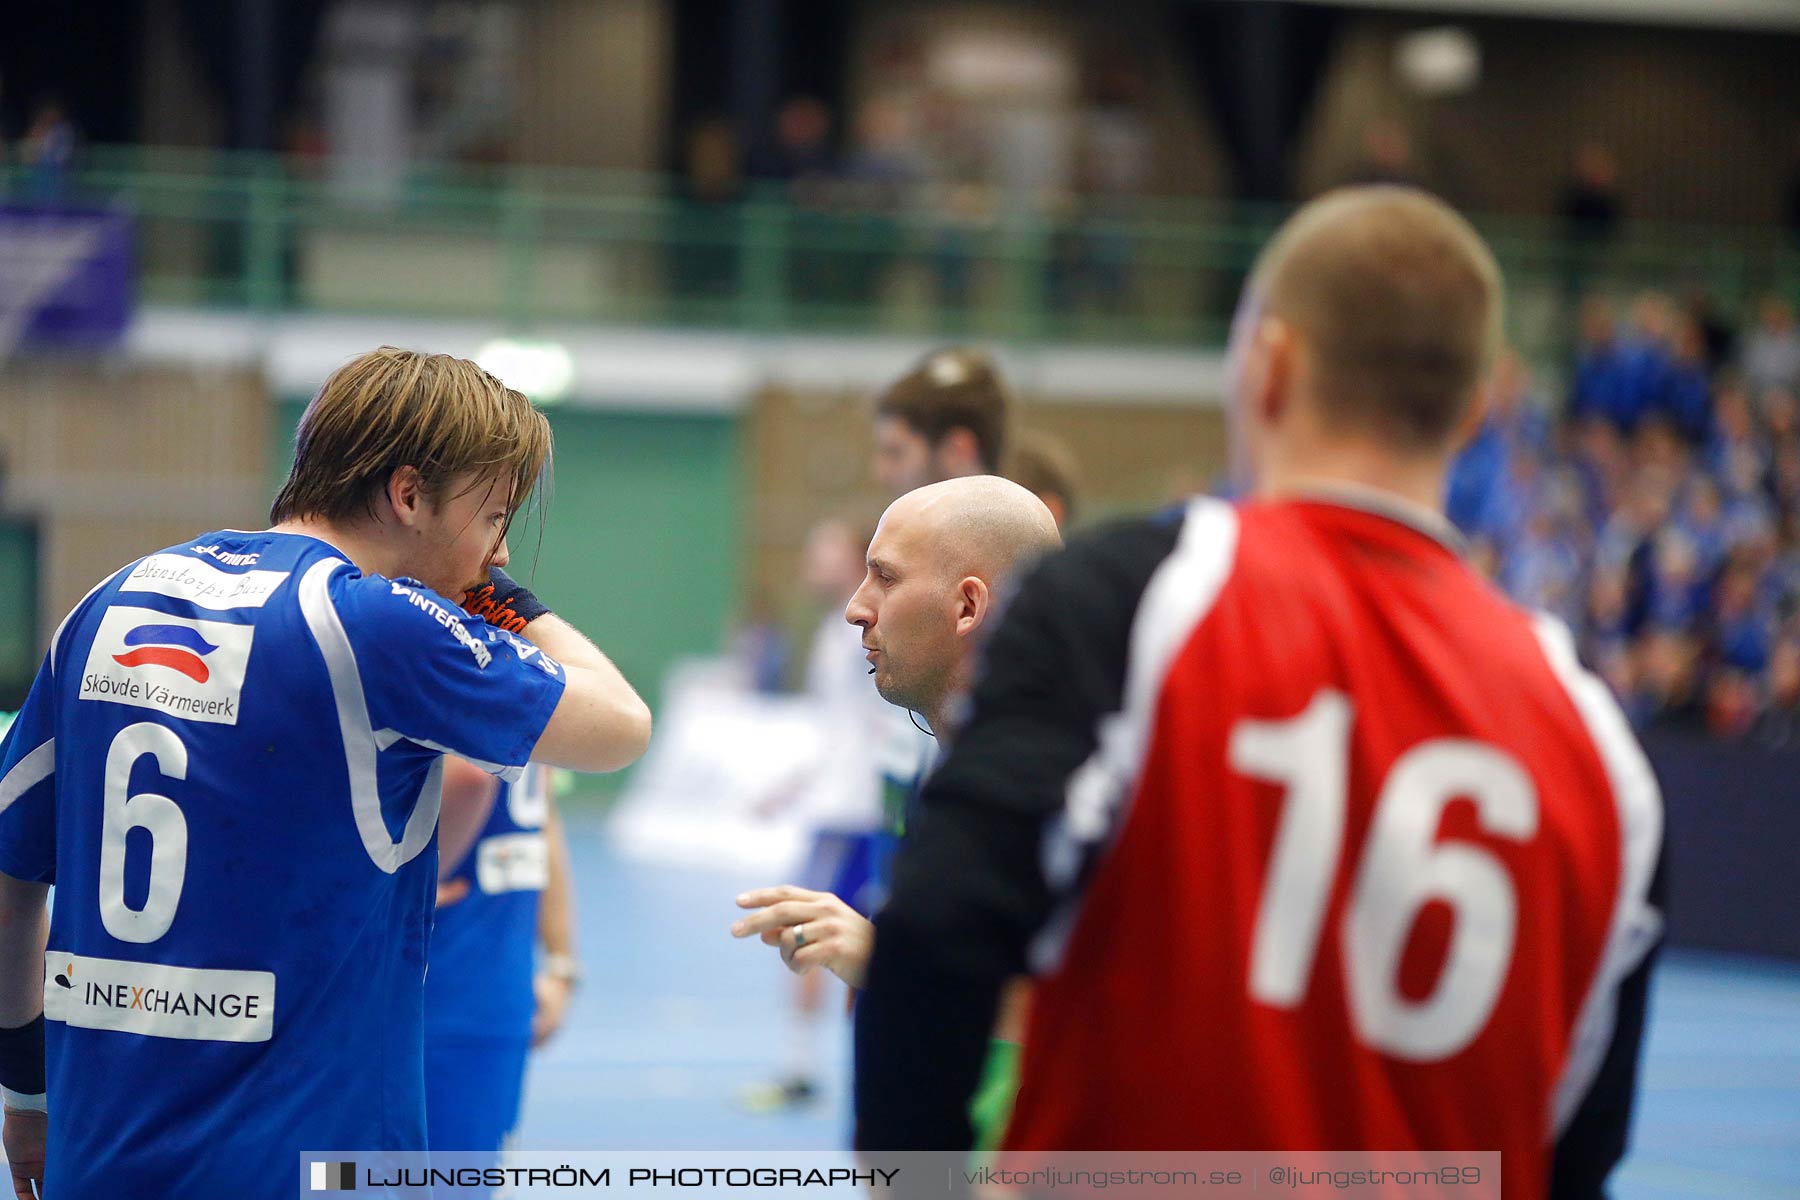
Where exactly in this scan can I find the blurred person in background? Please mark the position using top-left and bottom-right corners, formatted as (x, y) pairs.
(20, 95), (73, 203)
(752, 96), (840, 311)
(1446, 350), (1551, 534)
(1705, 382), (1766, 497)
(1568, 297), (1632, 432)
(870, 348), (1011, 495)
(749, 96), (835, 196)
(1742, 296), (1800, 399)
(424, 761), (577, 1192)
(736, 519), (892, 1113)
(854, 188), (1664, 1200)
(1006, 429), (1082, 531)
(1682, 286), (1735, 374)
(837, 100), (921, 307)
(1345, 119), (1420, 188)
(1754, 637), (1800, 746)
(1560, 142), (1623, 243)
(734, 476), (1060, 1154)
(1558, 143), (1623, 305)
(1619, 293), (1677, 430)
(1638, 627), (1704, 728)
(670, 117), (745, 306)
(0, 348), (650, 1200)
(1659, 317), (1714, 444)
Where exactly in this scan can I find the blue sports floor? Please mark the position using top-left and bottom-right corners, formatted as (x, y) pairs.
(518, 817), (1800, 1197)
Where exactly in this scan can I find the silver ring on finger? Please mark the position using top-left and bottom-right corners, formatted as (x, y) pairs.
(793, 924), (808, 949)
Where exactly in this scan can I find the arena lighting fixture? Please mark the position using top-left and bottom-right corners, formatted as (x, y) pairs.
(1395, 26), (1482, 95)
(476, 337), (575, 404)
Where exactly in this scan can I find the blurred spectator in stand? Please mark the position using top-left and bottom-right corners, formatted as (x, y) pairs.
(1638, 627), (1704, 728)
(1583, 565), (1638, 706)
(21, 95), (74, 202)
(1706, 668), (1761, 738)
(1761, 386), (1799, 444)
(1714, 556), (1775, 662)
(749, 97), (835, 195)
(1560, 142), (1623, 240)
(837, 100), (920, 309)
(1446, 350), (1549, 532)
(1755, 638), (1800, 746)
(1675, 475), (1729, 579)
(1051, 57), (1152, 318)
(1466, 287), (1800, 735)
(1007, 430), (1083, 531)
(751, 98), (838, 317)
(1646, 527), (1709, 636)
(1741, 295), (1800, 398)
(1785, 132), (1800, 244)
(1474, 446), (1542, 551)
(1346, 120), (1419, 187)
(1708, 380), (1770, 498)
(1623, 293), (1676, 405)
(1569, 298), (1632, 430)
(1769, 436), (1800, 521)
(1569, 418), (1630, 521)
(670, 117), (745, 309)
(1500, 500), (1585, 627)
(1658, 317), (1714, 443)
(915, 92), (990, 319)
(1558, 143), (1622, 313)
(1683, 286), (1735, 373)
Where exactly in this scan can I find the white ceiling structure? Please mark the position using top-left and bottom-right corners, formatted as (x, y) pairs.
(1277, 0), (1800, 34)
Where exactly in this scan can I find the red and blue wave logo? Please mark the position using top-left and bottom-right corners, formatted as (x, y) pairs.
(111, 624), (218, 683)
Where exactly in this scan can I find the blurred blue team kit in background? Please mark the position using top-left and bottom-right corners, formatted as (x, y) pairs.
(0, 531), (564, 1199)
(424, 764), (551, 1170)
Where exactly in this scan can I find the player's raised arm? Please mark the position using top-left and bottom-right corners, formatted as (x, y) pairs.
(517, 614), (652, 774)
(459, 566), (650, 773)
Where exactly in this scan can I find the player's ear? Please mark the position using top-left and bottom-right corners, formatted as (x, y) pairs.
(953, 574), (991, 638)
(1451, 369), (1494, 455)
(385, 465), (428, 528)
(1255, 317), (1297, 429)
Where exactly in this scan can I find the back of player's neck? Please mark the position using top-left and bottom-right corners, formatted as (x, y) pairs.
(266, 517), (378, 574)
(1256, 453), (1446, 517)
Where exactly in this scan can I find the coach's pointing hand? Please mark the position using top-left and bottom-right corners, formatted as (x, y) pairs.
(732, 886), (875, 990)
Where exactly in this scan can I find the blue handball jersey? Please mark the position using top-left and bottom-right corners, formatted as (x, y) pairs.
(424, 765), (549, 1041)
(0, 531), (566, 1199)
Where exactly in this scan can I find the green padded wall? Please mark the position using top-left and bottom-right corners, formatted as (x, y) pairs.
(0, 520), (40, 709)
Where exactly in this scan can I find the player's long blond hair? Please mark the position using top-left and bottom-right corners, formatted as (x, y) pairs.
(270, 346), (552, 544)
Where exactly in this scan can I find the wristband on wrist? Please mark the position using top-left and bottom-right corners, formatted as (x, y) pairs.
(2, 1086), (46, 1113)
(539, 952), (583, 989)
(0, 1015), (46, 1105)
(459, 566), (552, 634)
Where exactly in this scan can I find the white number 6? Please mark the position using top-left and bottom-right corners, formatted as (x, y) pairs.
(99, 723), (190, 944)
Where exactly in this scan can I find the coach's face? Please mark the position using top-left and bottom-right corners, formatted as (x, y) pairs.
(391, 467), (513, 598)
(845, 497), (962, 717)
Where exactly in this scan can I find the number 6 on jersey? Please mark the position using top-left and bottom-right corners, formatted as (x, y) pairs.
(99, 722), (191, 944)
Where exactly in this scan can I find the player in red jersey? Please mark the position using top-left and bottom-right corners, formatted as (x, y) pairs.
(853, 187), (1665, 1200)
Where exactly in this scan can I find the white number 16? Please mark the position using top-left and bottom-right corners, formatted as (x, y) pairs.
(1228, 689), (1538, 1061)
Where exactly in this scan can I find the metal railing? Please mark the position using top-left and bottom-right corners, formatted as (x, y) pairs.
(4, 145), (1798, 352)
